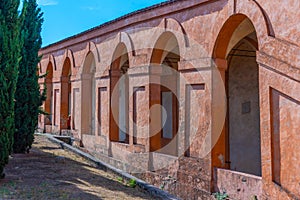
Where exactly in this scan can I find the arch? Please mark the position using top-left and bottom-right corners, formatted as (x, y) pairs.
(211, 14), (262, 192)
(110, 42), (129, 70)
(79, 42), (100, 75)
(62, 49), (75, 69)
(146, 18), (188, 64)
(48, 54), (57, 71)
(251, 0), (275, 37)
(82, 51), (96, 74)
(119, 32), (135, 56)
(163, 18), (189, 47)
(109, 43), (130, 143)
(87, 42), (100, 63)
(222, 0), (274, 52)
(44, 62), (54, 128)
(45, 62), (53, 80)
(150, 31), (181, 64)
(81, 52), (96, 137)
(149, 31), (180, 156)
(108, 32), (135, 69)
(61, 57), (72, 77)
(213, 14), (257, 59)
(60, 57), (72, 131)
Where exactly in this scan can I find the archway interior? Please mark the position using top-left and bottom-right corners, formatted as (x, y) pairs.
(81, 52), (96, 135)
(212, 16), (261, 178)
(45, 63), (53, 125)
(60, 58), (71, 130)
(110, 43), (129, 143)
(150, 32), (180, 156)
(226, 31), (261, 176)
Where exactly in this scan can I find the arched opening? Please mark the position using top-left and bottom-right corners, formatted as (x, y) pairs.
(44, 62), (53, 127)
(81, 52), (96, 135)
(212, 15), (261, 183)
(226, 32), (261, 175)
(150, 32), (180, 156)
(60, 58), (71, 131)
(110, 43), (129, 144)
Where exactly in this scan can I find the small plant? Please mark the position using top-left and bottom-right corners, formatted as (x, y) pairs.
(213, 192), (229, 200)
(117, 176), (123, 183)
(128, 178), (137, 188)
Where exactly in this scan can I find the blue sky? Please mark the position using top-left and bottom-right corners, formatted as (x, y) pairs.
(37, 0), (167, 47)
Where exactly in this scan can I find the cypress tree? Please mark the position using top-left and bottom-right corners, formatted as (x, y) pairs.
(14, 0), (44, 153)
(0, 0), (21, 177)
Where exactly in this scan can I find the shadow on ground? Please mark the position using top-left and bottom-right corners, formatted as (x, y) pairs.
(0, 135), (155, 200)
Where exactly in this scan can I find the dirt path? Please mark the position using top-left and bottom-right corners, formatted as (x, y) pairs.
(0, 135), (155, 200)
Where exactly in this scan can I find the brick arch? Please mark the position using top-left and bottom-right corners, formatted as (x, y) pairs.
(235, 0), (274, 40)
(108, 32), (134, 69)
(82, 51), (96, 74)
(44, 61), (54, 127)
(110, 42), (129, 70)
(61, 57), (71, 77)
(147, 18), (187, 64)
(149, 31), (180, 155)
(62, 49), (75, 73)
(213, 0), (274, 60)
(163, 17), (189, 48)
(212, 14), (259, 59)
(40, 55), (55, 76)
(48, 54), (57, 71)
(150, 31), (181, 64)
(250, 0), (275, 37)
(119, 32), (135, 57)
(211, 11), (262, 192)
(109, 42), (130, 143)
(45, 61), (54, 79)
(211, 14), (260, 162)
(79, 42), (100, 75)
(80, 51), (96, 137)
(60, 56), (72, 130)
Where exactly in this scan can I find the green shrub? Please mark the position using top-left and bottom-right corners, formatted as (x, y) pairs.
(128, 179), (137, 188)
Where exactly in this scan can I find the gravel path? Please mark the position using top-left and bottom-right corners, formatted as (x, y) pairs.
(0, 135), (154, 200)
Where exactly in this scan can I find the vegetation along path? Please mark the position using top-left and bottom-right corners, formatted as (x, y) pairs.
(0, 135), (154, 200)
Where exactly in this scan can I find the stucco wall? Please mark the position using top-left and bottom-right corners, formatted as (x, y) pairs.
(37, 0), (300, 199)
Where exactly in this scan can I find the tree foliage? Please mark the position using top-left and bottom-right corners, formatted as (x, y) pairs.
(14, 0), (44, 153)
(0, 0), (44, 176)
(0, 0), (22, 177)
